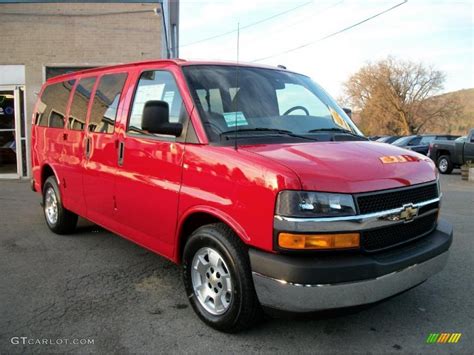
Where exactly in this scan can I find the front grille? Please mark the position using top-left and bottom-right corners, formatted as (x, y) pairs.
(356, 183), (438, 214)
(361, 213), (437, 252)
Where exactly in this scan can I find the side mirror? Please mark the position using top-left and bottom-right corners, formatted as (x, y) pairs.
(141, 100), (183, 137)
(342, 107), (352, 118)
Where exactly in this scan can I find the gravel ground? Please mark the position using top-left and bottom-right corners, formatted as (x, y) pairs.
(0, 173), (473, 354)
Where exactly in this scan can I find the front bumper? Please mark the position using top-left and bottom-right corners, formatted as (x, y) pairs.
(250, 219), (452, 312)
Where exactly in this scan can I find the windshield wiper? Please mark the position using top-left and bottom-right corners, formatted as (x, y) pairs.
(307, 127), (367, 139)
(221, 128), (319, 141)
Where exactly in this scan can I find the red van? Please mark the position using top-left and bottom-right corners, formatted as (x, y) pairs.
(31, 60), (452, 332)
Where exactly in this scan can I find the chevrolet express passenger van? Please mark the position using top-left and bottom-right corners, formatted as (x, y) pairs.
(31, 60), (453, 332)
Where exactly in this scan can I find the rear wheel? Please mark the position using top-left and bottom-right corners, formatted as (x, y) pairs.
(437, 155), (453, 174)
(43, 176), (78, 234)
(182, 223), (262, 332)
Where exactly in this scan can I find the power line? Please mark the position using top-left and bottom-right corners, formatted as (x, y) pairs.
(252, 0), (408, 62)
(179, 1), (313, 48)
(266, 0), (344, 36)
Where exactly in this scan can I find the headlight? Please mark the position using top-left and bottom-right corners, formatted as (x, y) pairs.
(276, 191), (356, 218)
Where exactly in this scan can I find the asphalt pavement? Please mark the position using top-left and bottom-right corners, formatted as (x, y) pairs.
(0, 173), (473, 354)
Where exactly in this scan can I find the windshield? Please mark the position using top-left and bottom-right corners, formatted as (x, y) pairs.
(182, 65), (363, 143)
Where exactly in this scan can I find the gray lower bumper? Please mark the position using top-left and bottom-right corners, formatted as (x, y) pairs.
(253, 251), (449, 312)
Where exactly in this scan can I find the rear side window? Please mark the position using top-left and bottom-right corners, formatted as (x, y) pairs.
(408, 137), (422, 146)
(37, 80), (75, 128)
(420, 136), (435, 144)
(68, 77), (97, 131)
(88, 73), (128, 134)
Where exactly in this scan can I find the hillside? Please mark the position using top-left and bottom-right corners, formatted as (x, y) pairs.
(347, 88), (474, 135)
(433, 88), (474, 134)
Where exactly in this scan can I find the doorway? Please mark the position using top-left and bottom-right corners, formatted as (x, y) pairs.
(0, 86), (26, 178)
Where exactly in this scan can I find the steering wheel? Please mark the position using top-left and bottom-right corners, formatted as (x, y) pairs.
(283, 106), (310, 116)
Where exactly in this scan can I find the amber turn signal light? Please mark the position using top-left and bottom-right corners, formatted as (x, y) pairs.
(278, 232), (360, 250)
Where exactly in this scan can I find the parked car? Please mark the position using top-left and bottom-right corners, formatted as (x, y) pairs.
(392, 134), (459, 155)
(31, 60), (453, 332)
(428, 129), (474, 174)
(376, 135), (402, 144)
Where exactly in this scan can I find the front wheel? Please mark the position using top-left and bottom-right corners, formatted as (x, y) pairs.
(43, 176), (78, 234)
(182, 223), (262, 332)
(437, 155), (453, 174)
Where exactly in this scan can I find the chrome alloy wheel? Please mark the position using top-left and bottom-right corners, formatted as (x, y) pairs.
(439, 158), (448, 173)
(45, 187), (59, 225)
(191, 247), (233, 315)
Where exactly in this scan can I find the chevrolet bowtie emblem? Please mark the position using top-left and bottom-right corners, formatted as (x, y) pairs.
(399, 204), (419, 222)
(384, 203), (419, 222)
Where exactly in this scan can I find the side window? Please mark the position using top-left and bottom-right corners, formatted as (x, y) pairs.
(408, 137), (422, 146)
(128, 70), (183, 135)
(420, 136), (435, 144)
(89, 73), (128, 134)
(68, 77), (96, 131)
(37, 80), (75, 128)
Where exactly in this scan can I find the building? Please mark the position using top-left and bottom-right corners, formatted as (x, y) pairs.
(0, 0), (179, 178)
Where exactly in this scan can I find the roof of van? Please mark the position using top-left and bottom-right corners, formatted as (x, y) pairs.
(46, 59), (285, 83)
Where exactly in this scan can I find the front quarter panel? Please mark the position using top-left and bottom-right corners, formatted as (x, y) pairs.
(177, 145), (301, 255)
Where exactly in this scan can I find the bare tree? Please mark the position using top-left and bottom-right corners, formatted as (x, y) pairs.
(343, 56), (461, 135)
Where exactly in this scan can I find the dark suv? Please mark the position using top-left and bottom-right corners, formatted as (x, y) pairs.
(392, 135), (459, 155)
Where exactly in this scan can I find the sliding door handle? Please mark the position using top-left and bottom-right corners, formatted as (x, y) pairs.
(118, 141), (125, 166)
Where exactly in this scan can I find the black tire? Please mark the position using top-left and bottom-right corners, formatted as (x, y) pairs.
(42, 176), (78, 234)
(437, 155), (453, 174)
(182, 223), (262, 333)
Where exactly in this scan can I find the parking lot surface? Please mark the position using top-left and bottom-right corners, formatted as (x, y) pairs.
(0, 174), (473, 354)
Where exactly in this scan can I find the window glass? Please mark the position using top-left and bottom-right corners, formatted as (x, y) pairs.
(276, 84), (330, 117)
(196, 88), (224, 115)
(89, 73), (127, 133)
(128, 71), (183, 135)
(408, 137), (422, 146)
(420, 136), (435, 144)
(37, 80), (75, 128)
(68, 77), (96, 131)
(182, 65), (360, 142)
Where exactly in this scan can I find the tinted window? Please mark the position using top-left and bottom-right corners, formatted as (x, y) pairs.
(420, 136), (435, 144)
(408, 137), (422, 146)
(89, 73), (128, 134)
(68, 77), (96, 131)
(128, 71), (183, 135)
(392, 137), (407, 145)
(37, 80), (75, 128)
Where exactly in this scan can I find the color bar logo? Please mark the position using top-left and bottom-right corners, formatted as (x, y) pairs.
(426, 333), (462, 344)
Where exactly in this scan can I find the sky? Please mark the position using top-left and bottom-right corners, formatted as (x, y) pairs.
(179, 0), (473, 99)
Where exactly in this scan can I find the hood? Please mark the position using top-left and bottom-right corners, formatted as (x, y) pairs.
(242, 141), (437, 193)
